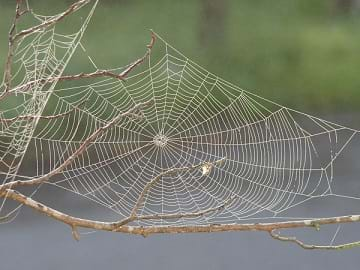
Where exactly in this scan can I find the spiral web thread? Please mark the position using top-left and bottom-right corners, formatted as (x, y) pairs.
(1, 24), (360, 227)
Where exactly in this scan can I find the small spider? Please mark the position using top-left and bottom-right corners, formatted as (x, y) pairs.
(201, 163), (212, 176)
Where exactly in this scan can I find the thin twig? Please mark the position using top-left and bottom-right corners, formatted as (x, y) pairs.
(0, 100), (87, 124)
(1, 1), (88, 101)
(113, 197), (234, 229)
(10, 71), (126, 95)
(113, 158), (227, 228)
(269, 229), (360, 250)
(1, 0), (29, 98)
(134, 195), (235, 221)
(0, 100), (153, 191)
(71, 225), (81, 241)
(118, 31), (156, 78)
(129, 158), (226, 219)
(12, 0), (90, 42)
(4, 31), (156, 97)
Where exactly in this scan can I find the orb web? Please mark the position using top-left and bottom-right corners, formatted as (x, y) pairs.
(1, 9), (360, 227)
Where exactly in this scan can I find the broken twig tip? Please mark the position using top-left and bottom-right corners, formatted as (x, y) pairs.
(71, 225), (80, 241)
(147, 32), (156, 49)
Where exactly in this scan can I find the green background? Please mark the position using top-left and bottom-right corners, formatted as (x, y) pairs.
(1, 0), (360, 113)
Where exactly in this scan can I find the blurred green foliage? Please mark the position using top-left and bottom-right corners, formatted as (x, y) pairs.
(1, 0), (360, 113)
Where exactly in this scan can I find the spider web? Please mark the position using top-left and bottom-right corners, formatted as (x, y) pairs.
(0, 0), (98, 183)
(1, 6), (360, 227)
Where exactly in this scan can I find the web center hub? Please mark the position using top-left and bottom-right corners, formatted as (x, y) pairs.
(153, 134), (168, 148)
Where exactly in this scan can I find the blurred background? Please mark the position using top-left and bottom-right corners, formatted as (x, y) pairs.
(1, 0), (360, 113)
(1, 0), (360, 269)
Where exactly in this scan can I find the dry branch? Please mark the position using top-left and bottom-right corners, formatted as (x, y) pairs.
(12, 0), (90, 42)
(2, 0), (29, 97)
(133, 195), (235, 221)
(269, 229), (360, 250)
(129, 158), (226, 218)
(113, 158), (227, 228)
(1, 0), (89, 101)
(0, 100), (152, 192)
(3, 31), (156, 97)
(0, 100), (87, 124)
(118, 31), (156, 78)
(1, 188), (360, 248)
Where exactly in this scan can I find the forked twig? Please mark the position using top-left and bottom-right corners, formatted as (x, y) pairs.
(136, 196), (235, 221)
(269, 229), (360, 250)
(1, 0), (89, 100)
(0, 100), (153, 191)
(2, 0), (29, 97)
(114, 158), (227, 228)
(118, 31), (156, 78)
(12, 0), (90, 42)
(3, 31), (156, 97)
(129, 158), (226, 218)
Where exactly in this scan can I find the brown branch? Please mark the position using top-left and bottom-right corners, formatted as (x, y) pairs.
(1, 0), (29, 98)
(4, 31), (156, 97)
(56, 70), (126, 81)
(71, 225), (81, 241)
(12, 0), (90, 42)
(269, 229), (360, 250)
(135, 195), (235, 221)
(1, 0), (89, 101)
(1, 188), (360, 246)
(0, 188), (117, 235)
(118, 31), (156, 78)
(0, 100), (153, 191)
(12, 70), (126, 94)
(0, 100), (87, 124)
(114, 160), (228, 228)
(128, 158), (226, 219)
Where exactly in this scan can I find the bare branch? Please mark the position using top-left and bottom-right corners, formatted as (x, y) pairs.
(0, 100), (87, 124)
(118, 31), (156, 78)
(128, 157), (226, 219)
(12, 0), (90, 42)
(11, 71), (126, 95)
(135, 195), (235, 221)
(2, 187), (360, 247)
(269, 229), (360, 250)
(71, 225), (81, 241)
(0, 100), (153, 191)
(0, 188), (116, 231)
(3, 31), (156, 98)
(1, 0), (89, 101)
(1, 0), (29, 98)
